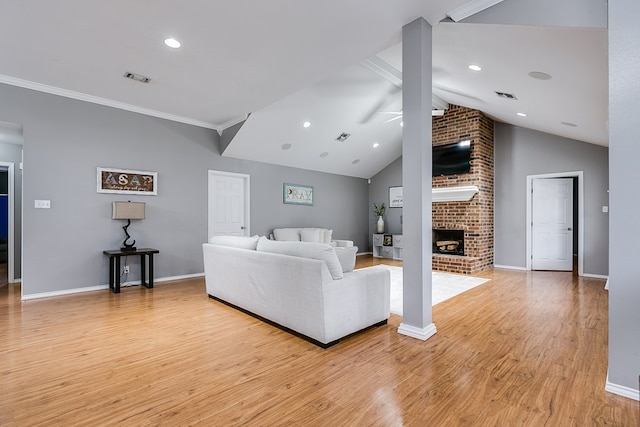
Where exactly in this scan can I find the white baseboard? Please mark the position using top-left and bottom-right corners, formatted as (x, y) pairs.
(605, 378), (640, 401)
(582, 273), (608, 280)
(398, 322), (437, 341)
(21, 272), (205, 301)
(493, 264), (528, 271)
(22, 285), (109, 300)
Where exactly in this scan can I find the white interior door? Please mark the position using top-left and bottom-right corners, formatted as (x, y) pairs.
(208, 171), (250, 240)
(531, 178), (574, 271)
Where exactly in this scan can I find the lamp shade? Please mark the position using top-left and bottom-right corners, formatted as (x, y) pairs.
(112, 201), (145, 220)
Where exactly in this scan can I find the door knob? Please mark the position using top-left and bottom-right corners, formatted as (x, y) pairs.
(567, 227), (573, 231)
(241, 226), (246, 230)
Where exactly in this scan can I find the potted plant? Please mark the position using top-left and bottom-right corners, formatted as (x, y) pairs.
(373, 202), (386, 233)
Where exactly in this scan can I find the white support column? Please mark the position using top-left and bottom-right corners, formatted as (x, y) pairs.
(398, 17), (436, 340)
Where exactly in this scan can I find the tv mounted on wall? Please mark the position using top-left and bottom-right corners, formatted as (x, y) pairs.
(432, 140), (471, 176)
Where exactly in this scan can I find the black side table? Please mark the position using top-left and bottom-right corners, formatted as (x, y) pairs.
(103, 248), (159, 293)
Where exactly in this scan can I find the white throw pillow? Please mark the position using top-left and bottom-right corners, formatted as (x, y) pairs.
(335, 246), (358, 273)
(301, 228), (322, 242)
(256, 238), (344, 280)
(209, 235), (260, 250)
(323, 229), (333, 244)
(273, 228), (301, 241)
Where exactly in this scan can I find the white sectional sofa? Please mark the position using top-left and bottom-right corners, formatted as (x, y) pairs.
(203, 235), (390, 347)
(272, 227), (354, 248)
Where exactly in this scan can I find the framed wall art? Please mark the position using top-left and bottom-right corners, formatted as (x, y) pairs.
(389, 186), (403, 208)
(97, 167), (157, 195)
(283, 183), (313, 206)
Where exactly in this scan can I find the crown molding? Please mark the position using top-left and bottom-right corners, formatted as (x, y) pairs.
(0, 74), (220, 131)
(447, 0), (504, 22)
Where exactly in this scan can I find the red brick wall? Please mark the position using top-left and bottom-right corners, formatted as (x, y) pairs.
(432, 105), (494, 274)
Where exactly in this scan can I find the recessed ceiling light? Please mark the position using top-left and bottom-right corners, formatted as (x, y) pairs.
(164, 38), (181, 49)
(352, 159), (361, 165)
(281, 143), (292, 150)
(468, 64), (482, 71)
(517, 112), (527, 117)
(302, 121), (311, 128)
(372, 142), (380, 148)
(528, 71), (552, 80)
(561, 121), (578, 127)
(319, 152), (329, 158)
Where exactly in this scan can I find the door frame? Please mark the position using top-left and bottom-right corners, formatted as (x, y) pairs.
(526, 171), (583, 276)
(0, 162), (15, 283)
(207, 170), (251, 239)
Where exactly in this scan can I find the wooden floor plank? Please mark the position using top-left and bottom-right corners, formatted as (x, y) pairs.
(0, 258), (637, 426)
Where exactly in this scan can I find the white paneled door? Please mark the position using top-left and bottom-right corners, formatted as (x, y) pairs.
(208, 171), (250, 240)
(531, 178), (574, 271)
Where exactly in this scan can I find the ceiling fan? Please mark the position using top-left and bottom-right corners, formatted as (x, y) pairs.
(380, 108), (446, 125)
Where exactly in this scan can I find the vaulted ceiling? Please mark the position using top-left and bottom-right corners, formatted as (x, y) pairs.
(0, 1), (608, 178)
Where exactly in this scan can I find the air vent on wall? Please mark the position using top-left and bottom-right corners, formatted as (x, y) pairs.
(495, 91), (517, 100)
(123, 72), (151, 84)
(335, 132), (351, 142)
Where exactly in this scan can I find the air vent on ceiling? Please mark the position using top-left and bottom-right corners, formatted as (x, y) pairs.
(335, 132), (351, 142)
(123, 72), (151, 84)
(495, 91), (517, 100)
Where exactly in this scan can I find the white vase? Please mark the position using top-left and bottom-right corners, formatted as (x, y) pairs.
(376, 216), (384, 233)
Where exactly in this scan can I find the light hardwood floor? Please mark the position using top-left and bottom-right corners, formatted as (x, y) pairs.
(0, 257), (637, 426)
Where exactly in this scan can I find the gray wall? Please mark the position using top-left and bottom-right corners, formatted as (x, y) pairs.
(608, 0), (640, 395)
(0, 83), (368, 296)
(369, 156), (402, 249)
(494, 123), (609, 275)
(0, 140), (22, 277)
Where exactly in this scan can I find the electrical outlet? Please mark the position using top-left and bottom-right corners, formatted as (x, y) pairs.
(123, 265), (130, 274)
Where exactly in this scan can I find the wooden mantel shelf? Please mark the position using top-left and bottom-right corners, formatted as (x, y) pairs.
(432, 185), (479, 202)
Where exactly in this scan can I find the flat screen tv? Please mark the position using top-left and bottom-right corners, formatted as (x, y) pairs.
(433, 141), (471, 176)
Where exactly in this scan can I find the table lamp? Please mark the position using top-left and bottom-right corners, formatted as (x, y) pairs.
(112, 201), (145, 251)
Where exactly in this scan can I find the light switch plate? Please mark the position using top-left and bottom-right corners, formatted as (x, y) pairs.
(35, 200), (51, 209)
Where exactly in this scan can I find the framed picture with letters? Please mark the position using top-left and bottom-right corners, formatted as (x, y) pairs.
(97, 167), (157, 195)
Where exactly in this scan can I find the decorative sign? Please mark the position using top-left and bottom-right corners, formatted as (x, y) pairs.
(283, 183), (313, 205)
(97, 167), (157, 195)
(389, 186), (403, 208)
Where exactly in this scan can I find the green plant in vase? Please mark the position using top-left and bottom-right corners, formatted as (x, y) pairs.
(373, 202), (386, 233)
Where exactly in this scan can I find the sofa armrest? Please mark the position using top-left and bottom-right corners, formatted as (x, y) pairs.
(332, 239), (353, 248)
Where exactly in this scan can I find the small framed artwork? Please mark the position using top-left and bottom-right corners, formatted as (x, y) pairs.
(283, 183), (314, 206)
(97, 167), (157, 195)
(389, 186), (403, 208)
(383, 234), (393, 246)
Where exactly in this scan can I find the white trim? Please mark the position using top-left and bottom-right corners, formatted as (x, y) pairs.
(493, 264), (528, 271)
(604, 278), (609, 290)
(0, 74), (220, 131)
(21, 273), (205, 300)
(398, 322), (437, 341)
(0, 162), (15, 283)
(208, 170), (251, 239)
(582, 273), (608, 280)
(447, 0), (505, 22)
(605, 378), (640, 401)
(22, 285), (109, 300)
(526, 171), (584, 276)
(217, 114), (249, 134)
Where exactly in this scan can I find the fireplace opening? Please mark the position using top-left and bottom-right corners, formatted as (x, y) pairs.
(433, 229), (464, 256)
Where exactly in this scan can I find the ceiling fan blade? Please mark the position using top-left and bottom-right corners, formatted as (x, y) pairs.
(384, 115), (403, 123)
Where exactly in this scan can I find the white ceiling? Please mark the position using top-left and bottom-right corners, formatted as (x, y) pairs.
(0, 1), (608, 178)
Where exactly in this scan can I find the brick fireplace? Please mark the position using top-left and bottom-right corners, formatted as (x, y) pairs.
(432, 105), (494, 274)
